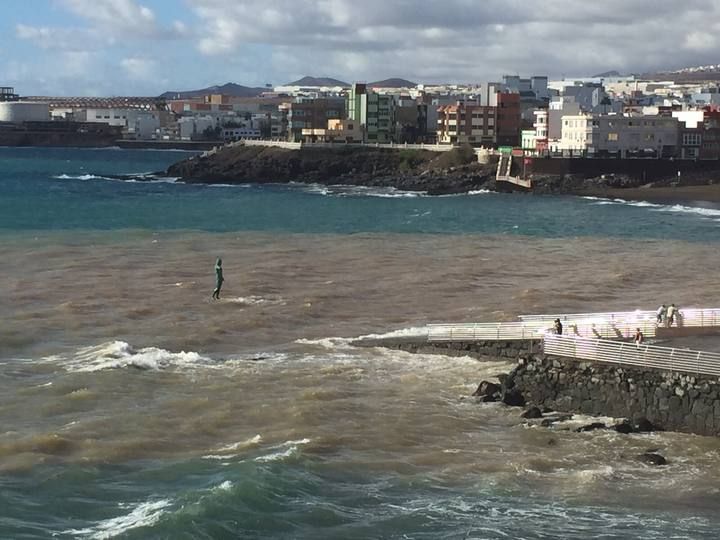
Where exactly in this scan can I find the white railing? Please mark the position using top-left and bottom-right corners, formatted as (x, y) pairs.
(544, 334), (720, 377)
(428, 322), (549, 342)
(521, 307), (720, 332)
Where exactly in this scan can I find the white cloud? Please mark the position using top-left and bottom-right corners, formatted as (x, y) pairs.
(120, 57), (156, 80)
(189, 0), (720, 81)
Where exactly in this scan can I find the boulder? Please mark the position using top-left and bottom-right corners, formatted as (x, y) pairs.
(540, 414), (573, 427)
(521, 406), (543, 419)
(614, 420), (635, 434)
(637, 452), (667, 466)
(575, 422), (607, 433)
(635, 417), (661, 432)
(502, 388), (526, 407)
(472, 381), (501, 397)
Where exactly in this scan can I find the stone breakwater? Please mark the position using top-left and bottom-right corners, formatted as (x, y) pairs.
(353, 338), (541, 359)
(506, 353), (720, 437)
(359, 337), (720, 438)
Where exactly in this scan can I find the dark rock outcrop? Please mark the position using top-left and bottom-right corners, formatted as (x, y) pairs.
(637, 452), (668, 466)
(165, 144), (495, 194)
(521, 406), (543, 419)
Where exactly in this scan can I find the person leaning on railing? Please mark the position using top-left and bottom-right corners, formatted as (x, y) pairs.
(634, 328), (644, 345)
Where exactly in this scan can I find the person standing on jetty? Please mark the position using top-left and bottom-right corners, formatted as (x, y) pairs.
(211, 257), (224, 300)
(553, 318), (563, 335)
(666, 303), (677, 327)
(656, 304), (666, 325)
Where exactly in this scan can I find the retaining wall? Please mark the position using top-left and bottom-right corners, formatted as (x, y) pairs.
(354, 338), (541, 359)
(512, 354), (720, 436)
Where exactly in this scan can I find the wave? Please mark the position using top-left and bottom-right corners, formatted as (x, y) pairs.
(583, 195), (720, 219)
(65, 498), (172, 539)
(56, 340), (212, 372)
(295, 325), (430, 350)
(253, 438), (311, 463)
(53, 173), (180, 184)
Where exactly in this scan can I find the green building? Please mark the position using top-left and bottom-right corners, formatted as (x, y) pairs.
(346, 83), (396, 143)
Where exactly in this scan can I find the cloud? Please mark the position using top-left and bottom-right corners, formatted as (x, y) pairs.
(17, 0), (187, 51)
(121, 57), (156, 80)
(189, 0), (720, 81)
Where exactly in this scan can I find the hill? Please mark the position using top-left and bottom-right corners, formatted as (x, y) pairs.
(159, 82), (266, 99)
(592, 70), (622, 78)
(369, 78), (417, 88)
(285, 76), (350, 87)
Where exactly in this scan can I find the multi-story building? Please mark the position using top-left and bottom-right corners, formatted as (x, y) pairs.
(0, 87), (19, 102)
(286, 97), (345, 141)
(495, 92), (521, 146)
(346, 83), (396, 143)
(436, 102), (495, 145)
(557, 113), (680, 157)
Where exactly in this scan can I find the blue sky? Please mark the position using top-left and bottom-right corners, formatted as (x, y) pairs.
(3, 0), (719, 97)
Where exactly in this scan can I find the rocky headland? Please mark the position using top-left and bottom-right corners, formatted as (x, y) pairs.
(164, 143), (720, 202)
(165, 144), (496, 195)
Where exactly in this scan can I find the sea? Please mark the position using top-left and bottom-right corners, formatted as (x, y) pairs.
(3, 146), (720, 539)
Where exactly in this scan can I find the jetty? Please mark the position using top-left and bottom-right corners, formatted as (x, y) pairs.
(356, 307), (720, 437)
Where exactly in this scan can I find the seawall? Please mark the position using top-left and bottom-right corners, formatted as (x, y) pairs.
(360, 336), (720, 437)
(353, 337), (541, 360)
(510, 353), (720, 436)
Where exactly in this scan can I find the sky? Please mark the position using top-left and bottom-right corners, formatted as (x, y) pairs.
(2, 0), (720, 96)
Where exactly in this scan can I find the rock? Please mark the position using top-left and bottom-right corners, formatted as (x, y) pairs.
(635, 417), (660, 432)
(472, 381), (501, 397)
(575, 422), (607, 433)
(637, 452), (667, 466)
(521, 406), (543, 419)
(502, 388), (526, 407)
(540, 414), (573, 427)
(614, 420), (635, 434)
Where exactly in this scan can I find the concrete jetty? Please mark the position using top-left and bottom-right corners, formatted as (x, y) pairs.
(355, 307), (720, 437)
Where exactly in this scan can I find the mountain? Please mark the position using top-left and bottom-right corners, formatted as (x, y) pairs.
(285, 76), (350, 87)
(643, 64), (720, 82)
(369, 78), (417, 88)
(159, 83), (267, 100)
(592, 70), (622, 78)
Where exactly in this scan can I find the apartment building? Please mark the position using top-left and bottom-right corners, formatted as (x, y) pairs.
(286, 97), (345, 141)
(436, 102), (495, 145)
(558, 113), (679, 157)
(346, 83), (396, 143)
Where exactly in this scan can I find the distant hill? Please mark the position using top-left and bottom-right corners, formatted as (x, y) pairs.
(159, 83), (267, 100)
(285, 76), (350, 87)
(643, 63), (720, 82)
(592, 70), (622, 78)
(369, 78), (417, 88)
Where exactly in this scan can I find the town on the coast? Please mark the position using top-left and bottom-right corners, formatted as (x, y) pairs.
(2, 67), (720, 161)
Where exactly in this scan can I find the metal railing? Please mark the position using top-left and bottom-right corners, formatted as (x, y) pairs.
(428, 308), (720, 344)
(544, 334), (720, 377)
(428, 322), (548, 342)
(521, 307), (720, 332)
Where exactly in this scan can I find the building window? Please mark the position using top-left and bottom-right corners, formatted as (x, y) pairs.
(608, 133), (618, 141)
(683, 133), (701, 146)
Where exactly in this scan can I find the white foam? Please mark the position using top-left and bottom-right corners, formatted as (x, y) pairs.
(66, 499), (171, 539)
(203, 435), (263, 458)
(583, 195), (720, 220)
(212, 480), (233, 492)
(58, 341), (211, 372)
(253, 438), (311, 463)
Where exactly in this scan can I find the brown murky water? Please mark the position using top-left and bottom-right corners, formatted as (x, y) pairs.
(3, 231), (720, 535)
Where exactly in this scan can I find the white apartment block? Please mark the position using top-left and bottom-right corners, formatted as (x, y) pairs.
(558, 114), (679, 156)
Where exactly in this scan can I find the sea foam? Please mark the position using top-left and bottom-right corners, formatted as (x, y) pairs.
(65, 499), (172, 539)
(58, 341), (211, 372)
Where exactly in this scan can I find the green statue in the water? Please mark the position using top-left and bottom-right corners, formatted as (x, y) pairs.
(212, 257), (224, 300)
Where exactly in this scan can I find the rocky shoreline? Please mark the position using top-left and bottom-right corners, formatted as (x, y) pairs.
(163, 144), (720, 203)
(165, 144), (497, 195)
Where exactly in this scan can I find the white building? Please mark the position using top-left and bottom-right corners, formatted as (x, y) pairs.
(558, 113), (680, 156)
(0, 101), (50, 123)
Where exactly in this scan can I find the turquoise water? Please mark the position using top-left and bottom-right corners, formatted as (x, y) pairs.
(2, 147), (720, 239)
(3, 147), (720, 540)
